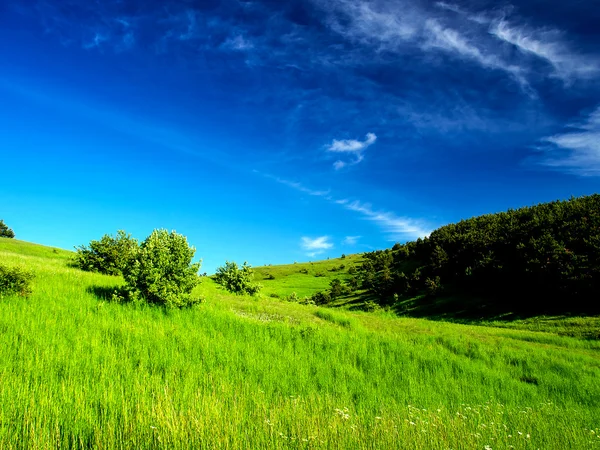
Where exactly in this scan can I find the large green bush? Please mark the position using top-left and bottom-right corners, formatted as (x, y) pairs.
(213, 261), (261, 295)
(74, 230), (138, 275)
(0, 220), (15, 238)
(0, 263), (34, 298)
(122, 229), (201, 308)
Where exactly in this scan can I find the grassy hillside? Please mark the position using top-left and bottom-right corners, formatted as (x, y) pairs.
(253, 254), (362, 299)
(0, 238), (599, 448)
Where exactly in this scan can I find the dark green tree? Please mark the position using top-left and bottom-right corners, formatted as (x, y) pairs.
(0, 220), (15, 238)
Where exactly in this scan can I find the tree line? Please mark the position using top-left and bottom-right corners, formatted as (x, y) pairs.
(355, 194), (600, 315)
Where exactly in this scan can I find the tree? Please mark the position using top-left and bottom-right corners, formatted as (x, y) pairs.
(0, 220), (15, 238)
(74, 230), (138, 275)
(122, 229), (201, 308)
(213, 261), (261, 295)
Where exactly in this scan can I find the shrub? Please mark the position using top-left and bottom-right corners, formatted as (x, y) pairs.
(286, 292), (299, 302)
(213, 261), (261, 295)
(74, 230), (138, 275)
(0, 220), (15, 238)
(122, 229), (201, 308)
(311, 291), (331, 306)
(264, 273), (275, 280)
(0, 264), (34, 297)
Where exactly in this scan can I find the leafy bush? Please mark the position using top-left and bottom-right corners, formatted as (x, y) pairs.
(0, 220), (15, 238)
(0, 264), (34, 298)
(286, 292), (299, 302)
(74, 230), (138, 275)
(213, 261), (261, 295)
(122, 229), (201, 308)
(310, 291), (331, 306)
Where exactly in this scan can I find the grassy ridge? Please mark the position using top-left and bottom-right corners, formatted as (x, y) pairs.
(253, 254), (361, 299)
(0, 239), (599, 448)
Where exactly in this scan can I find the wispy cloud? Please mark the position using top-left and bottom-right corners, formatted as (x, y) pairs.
(268, 174), (431, 240)
(327, 132), (376, 170)
(490, 20), (600, 82)
(343, 235), (361, 245)
(422, 19), (527, 87)
(536, 106), (600, 175)
(260, 173), (330, 197)
(222, 35), (254, 52)
(301, 236), (333, 257)
(336, 199), (432, 239)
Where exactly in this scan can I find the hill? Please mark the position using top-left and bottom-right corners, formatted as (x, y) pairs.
(340, 194), (600, 318)
(0, 237), (599, 448)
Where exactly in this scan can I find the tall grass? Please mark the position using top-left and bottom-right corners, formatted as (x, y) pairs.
(0, 239), (598, 448)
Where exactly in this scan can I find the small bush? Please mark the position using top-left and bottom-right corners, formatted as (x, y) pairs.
(74, 230), (138, 275)
(213, 261), (261, 295)
(0, 264), (34, 298)
(264, 273), (275, 280)
(311, 291), (331, 305)
(123, 229), (201, 308)
(0, 220), (15, 238)
(314, 272), (325, 278)
(299, 268), (309, 274)
(286, 292), (299, 302)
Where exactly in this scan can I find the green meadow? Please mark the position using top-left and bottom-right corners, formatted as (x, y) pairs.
(0, 238), (599, 449)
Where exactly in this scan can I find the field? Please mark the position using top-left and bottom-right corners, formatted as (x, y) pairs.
(0, 238), (599, 449)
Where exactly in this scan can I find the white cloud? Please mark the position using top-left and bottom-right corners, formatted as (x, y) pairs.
(327, 132), (376, 169)
(267, 174), (432, 240)
(339, 200), (432, 239)
(261, 173), (330, 197)
(333, 160), (346, 170)
(328, 132), (377, 152)
(321, 0), (418, 48)
(537, 106), (600, 175)
(222, 35), (254, 51)
(301, 236), (333, 256)
(343, 235), (361, 245)
(490, 20), (600, 82)
(423, 19), (526, 86)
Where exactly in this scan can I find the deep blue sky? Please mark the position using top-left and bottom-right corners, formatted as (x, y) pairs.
(1, 0), (599, 273)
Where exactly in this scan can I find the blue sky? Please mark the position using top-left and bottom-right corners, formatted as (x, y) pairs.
(1, 0), (599, 273)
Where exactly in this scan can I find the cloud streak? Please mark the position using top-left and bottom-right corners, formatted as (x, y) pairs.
(268, 174), (432, 240)
(336, 199), (432, 239)
(490, 20), (600, 83)
(536, 106), (600, 175)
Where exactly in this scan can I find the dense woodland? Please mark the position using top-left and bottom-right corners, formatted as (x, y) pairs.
(356, 194), (600, 315)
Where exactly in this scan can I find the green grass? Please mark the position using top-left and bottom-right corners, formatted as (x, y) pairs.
(253, 255), (361, 299)
(0, 238), (599, 449)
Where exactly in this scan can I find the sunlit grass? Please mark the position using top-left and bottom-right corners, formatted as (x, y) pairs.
(0, 238), (598, 448)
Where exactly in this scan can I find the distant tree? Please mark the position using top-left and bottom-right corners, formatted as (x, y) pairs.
(311, 290), (331, 306)
(74, 230), (138, 275)
(122, 229), (201, 308)
(0, 220), (15, 238)
(213, 261), (261, 295)
(329, 278), (344, 299)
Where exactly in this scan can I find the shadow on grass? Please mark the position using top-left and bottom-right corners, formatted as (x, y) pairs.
(86, 285), (123, 302)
